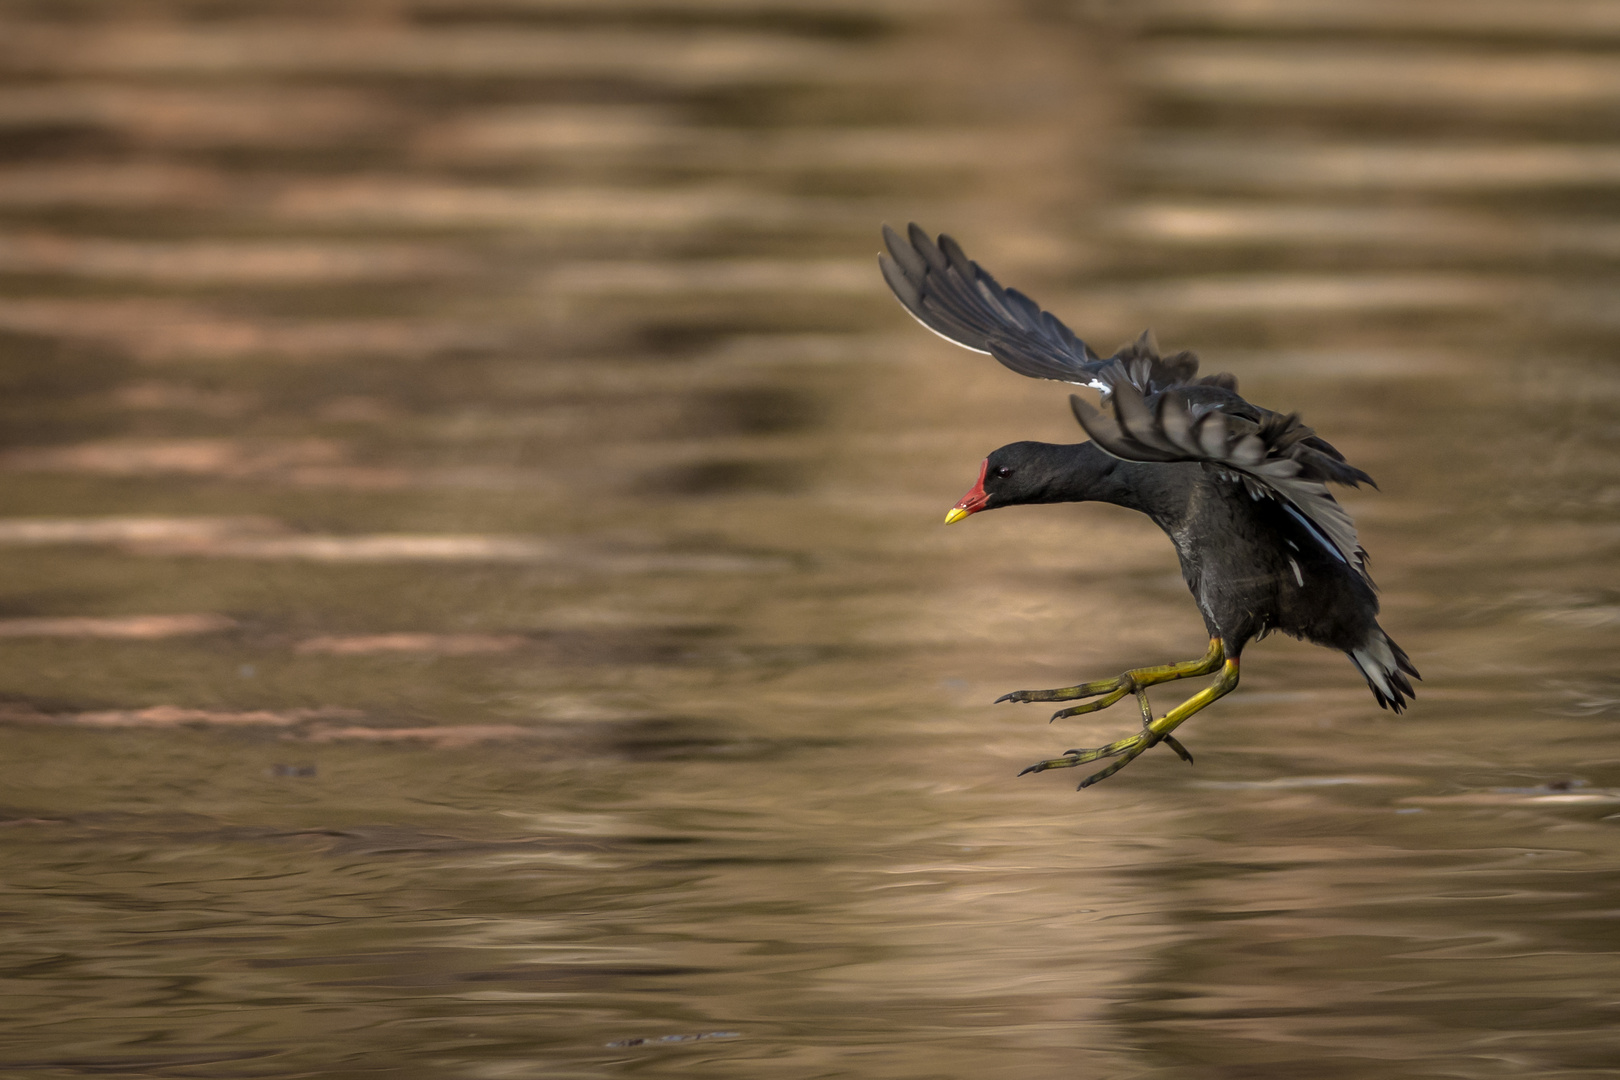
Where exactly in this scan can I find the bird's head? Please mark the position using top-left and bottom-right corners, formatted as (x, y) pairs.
(944, 441), (1106, 523)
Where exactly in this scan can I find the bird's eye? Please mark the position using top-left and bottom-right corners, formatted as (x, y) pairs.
(994, 466), (1014, 478)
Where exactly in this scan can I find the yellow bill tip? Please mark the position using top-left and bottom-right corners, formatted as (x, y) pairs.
(943, 507), (970, 525)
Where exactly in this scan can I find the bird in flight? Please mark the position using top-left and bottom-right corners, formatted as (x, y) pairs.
(879, 223), (1418, 788)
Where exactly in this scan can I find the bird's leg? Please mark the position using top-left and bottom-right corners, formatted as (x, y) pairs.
(1019, 657), (1240, 788)
(996, 638), (1224, 723)
(1137, 684), (1194, 764)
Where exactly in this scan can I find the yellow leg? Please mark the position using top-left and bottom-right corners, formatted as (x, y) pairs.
(1142, 685), (1195, 765)
(996, 638), (1225, 723)
(1019, 657), (1241, 789)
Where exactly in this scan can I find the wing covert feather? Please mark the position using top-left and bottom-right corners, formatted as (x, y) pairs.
(1070, 372), (1377, 582)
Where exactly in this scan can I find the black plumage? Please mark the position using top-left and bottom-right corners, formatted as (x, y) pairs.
(880, 223), (1419, 787)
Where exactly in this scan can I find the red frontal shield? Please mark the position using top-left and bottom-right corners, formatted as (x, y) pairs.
(945, 459), (990, 524)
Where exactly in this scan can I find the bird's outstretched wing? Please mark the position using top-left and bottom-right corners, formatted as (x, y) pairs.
(881, 222), (1372, 576)
(1070, 370), (1377, 582)
(879, 223), (1213, 395)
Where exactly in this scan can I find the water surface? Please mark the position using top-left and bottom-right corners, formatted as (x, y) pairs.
(1, 1), (1618, 1077)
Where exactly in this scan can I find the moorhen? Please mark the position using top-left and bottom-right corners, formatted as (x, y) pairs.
(879, 224), (1418, 788)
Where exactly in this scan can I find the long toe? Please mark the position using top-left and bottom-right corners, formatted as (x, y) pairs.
(1049, 732), (1146, 765)
(999, 688), (1092, 704)
(1078, 752), (1144, 789)
(1019, 756), (1080, 776)
(1017, 740), (1137, 774)
(1059, 745), (1122, 764)
(996, 675), (1129, 705)
(1046, 685), (1133, 722)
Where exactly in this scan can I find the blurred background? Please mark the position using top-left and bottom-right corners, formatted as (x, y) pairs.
(0, 1), (1618, 1076)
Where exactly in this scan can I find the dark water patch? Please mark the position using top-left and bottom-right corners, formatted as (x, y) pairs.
(527, 625), (721, 666)
(575, 716), (815, 763)
(637, 457), (807, 496)
(672, 386), (823, 436)
(408, 2), (897, 43)
(287, 624), (736, 665)
(0, 332), (128, 446)
(0, 812), (624, 860)
(631, 320), (752, 358)
(253, 824), (616, 859)
(291, 623), (840, 669)
(314, 960), (710, 990)
(0, 122), (125, 162)
(1128, 0), (1620, 46)
(0, 700), (825, 765)
(0, 1049), (277, 1073)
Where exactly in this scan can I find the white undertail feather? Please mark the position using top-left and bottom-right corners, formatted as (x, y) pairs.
(1349, 631), (1419, 712)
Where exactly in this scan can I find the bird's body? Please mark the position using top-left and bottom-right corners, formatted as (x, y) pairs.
(880, 223), (1417, 786)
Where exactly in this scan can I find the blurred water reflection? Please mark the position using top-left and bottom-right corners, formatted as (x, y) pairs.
(0, 1), (1617, 1077)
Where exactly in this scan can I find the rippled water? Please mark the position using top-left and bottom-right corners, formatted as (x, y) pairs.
(1, 2), (1618, 1077)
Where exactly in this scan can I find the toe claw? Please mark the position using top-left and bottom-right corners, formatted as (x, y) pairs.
(1163, 734), (1194, 765)
(1019, 753), (1086, 776)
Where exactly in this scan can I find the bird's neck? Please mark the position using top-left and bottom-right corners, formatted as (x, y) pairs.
(1041, 441), (1198, 525)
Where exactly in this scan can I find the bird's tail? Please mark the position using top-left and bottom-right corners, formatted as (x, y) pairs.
(1349, 630), (1420, 712)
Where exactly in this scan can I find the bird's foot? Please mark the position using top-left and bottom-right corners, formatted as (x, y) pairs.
(995, 640), (1226, 722)
(1017, 725), (1194, 788)
(1018, 656), (1239, 790)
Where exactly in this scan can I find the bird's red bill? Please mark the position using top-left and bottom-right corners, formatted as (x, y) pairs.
(944, 459), (990, 524)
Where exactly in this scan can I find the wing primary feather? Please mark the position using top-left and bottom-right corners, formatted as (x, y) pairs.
(908, 223), (951, 275)
(937, 232), (977, 277)
(880, 252), (992, 355)
(876, 224), (1115, 388)
(881, 222), (927, 278)
(878, 253), (920, 309)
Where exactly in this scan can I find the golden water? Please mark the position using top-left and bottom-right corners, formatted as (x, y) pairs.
(0, 2), (1618, 1076)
